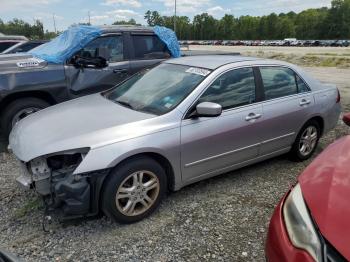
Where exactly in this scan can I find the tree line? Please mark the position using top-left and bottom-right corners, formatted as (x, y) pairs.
(0, 0), (349, 40)
(145, 0), (350, 40)
(0, 18), (58, 39)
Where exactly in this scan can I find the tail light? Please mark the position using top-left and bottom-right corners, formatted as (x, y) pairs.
(336, 88), (341, 103)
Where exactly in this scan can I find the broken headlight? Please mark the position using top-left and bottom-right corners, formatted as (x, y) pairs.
(29, 148), (90, 180)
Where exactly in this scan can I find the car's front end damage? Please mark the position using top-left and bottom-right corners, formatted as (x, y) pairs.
(15, 148), (110, 219)
(8, 92), (160, 220)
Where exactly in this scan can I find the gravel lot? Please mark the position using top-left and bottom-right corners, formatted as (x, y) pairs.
(0, 47), (350, 261)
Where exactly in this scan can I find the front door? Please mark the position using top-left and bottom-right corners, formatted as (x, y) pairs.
(181, 67), (264, 182)
(65, 34), (130, 96)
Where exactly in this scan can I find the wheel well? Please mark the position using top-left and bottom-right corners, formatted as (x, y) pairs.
(307, 116), (324, 136)
(109, 153), (176, 192)
(0, 91), (56, 113)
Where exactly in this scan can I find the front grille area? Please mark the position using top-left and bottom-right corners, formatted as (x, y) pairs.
(323, 239), (347, 262)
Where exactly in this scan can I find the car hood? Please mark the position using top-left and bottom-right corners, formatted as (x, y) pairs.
(299, 135), (350, 260)
(9, 93), (171, 162)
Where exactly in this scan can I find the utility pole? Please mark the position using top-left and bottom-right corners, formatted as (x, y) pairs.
(174, 0), (177, 33)
(52, 13), (57, 33)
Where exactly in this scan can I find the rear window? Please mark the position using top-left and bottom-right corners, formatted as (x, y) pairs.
(132, 35), (170, 59)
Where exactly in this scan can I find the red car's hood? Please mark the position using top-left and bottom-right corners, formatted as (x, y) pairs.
(299, 135), (350, 260)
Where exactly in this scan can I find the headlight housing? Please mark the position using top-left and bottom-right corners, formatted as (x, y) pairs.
(29, 148), (90, 180)
(283, 183), (322, 262)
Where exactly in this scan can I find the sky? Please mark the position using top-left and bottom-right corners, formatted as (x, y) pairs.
(0, 0), (333, 32)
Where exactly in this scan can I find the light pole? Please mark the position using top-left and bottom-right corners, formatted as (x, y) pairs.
(174, 0), (177, 33)
(52, 14), (57, 34)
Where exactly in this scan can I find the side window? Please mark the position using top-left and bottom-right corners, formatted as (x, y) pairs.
(76, 36), (123, 62)
(199, 67), (256, 110)
(296, 74), (309, 93)
(132, 35), (170, 59)
(260, 67), (298, 100)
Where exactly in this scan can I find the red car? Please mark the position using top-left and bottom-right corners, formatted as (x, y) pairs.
(266, 113), (350, 262)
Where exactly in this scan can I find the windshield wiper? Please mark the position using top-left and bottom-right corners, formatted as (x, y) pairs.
(116, 100), (134, 110)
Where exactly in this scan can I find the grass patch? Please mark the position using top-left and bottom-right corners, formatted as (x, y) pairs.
(14, 197), (41, 218)
(243, 51), (350, 68)
(306, 53), (350, 57)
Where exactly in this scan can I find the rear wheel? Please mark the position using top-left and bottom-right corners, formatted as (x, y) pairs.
(1, 98), (50, 139)
(101, 156), (167, 224)
(290, 120), (321, 161)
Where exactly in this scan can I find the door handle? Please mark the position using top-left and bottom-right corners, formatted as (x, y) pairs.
(113, 68), (128, 74)
(245, 113), (262, 121)
(300, 99), (311, 106)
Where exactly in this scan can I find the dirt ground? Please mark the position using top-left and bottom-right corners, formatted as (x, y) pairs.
(190, 45), (350, 57)
(0, 46), (349, 261)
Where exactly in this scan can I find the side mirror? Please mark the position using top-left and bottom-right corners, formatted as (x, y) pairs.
(74, 56), (108, 69)
(195, 102), (222, 117)
(343, 113), (350, 126)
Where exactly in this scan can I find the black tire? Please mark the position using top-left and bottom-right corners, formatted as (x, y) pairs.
(1, 97), (50, 139)
(101, 156), (167, 224)
(290, 120), (321, 161)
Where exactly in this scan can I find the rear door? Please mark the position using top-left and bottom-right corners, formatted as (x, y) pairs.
(258, 66), (314, 155)
(65, 34), (130, 95)
(128, 33), (171, 75)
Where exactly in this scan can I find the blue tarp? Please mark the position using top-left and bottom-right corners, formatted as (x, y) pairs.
(29, 25), (102, 64)
(154, 26), (181, 58)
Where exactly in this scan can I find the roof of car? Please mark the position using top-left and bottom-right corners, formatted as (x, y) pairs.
(99, 25), (154, 34)
(165, 55), (263, 70)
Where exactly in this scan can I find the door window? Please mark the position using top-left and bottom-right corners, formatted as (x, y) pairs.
(260, 67), (298, 100)
(296, 74), (310, 93)
(76, 36), (123, 62)
(132, 35), (170, 59)
(198, 67), (256, 110)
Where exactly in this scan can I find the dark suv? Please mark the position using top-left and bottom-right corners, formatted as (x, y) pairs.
(0, 25), (172, 138)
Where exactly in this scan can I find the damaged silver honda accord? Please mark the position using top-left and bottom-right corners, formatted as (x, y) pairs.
(9, 55), (341, 223)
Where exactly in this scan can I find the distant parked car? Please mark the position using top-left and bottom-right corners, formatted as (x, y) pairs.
(10, 55), (340, 223)
(266, 113), (350, 262)
(0, 35), (28, 53)
(1, 40), (48, 54)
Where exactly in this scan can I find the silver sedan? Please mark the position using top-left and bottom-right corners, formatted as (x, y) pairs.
(10, 55), (341, 223)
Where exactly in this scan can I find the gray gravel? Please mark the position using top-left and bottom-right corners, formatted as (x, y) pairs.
(0, 119), (348, 262)
(0, 64), (349, 261)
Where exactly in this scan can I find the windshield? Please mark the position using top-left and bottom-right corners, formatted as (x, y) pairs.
(106, 63), (211, 115)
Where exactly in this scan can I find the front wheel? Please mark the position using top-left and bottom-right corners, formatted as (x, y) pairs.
(290, 120), (321, 161)
(101, 156), (167, 224)
(1, 98), (50, 139)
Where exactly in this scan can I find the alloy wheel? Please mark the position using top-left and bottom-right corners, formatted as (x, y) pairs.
(11, 107), (40, 128)
(115, 170), (160, 217)
(299, 126), (318, 157)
